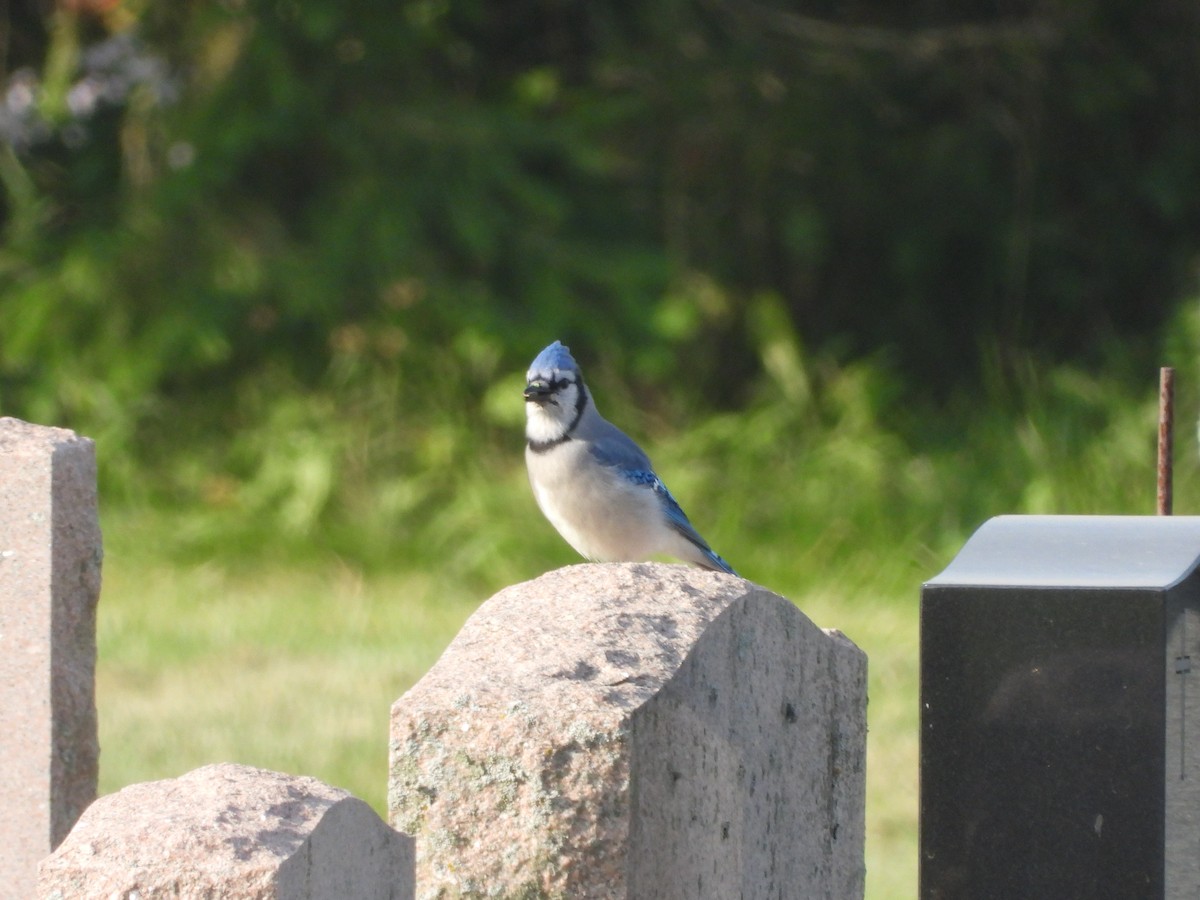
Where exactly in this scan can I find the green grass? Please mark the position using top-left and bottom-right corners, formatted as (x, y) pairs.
(96, 555), (478, 793)
(92, 341), (1200, 900)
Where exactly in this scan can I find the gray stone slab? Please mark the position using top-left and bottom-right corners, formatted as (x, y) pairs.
(0, 418), (101, 900)
(389, 562), (867, 899)
(38, 763), (415, 899)
(926, 514), (1200, 588)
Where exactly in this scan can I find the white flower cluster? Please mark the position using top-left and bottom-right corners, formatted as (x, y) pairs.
(0, 32), (176, 152)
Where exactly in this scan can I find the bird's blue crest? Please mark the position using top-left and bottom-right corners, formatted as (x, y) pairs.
(527, 340), (579, 380)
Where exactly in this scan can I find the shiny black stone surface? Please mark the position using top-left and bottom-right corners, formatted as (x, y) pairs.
(921, 516), (1200, 900)
(922, 589), (1163, 899)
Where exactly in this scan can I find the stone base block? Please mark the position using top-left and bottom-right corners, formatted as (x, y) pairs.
(38, 763), (414, 899)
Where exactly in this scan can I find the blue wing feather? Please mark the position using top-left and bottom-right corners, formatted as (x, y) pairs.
(589, 436), (736, 574)
(646, 475), (737, 574)
(586, 426), (653, 473)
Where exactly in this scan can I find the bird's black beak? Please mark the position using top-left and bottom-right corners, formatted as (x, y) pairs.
(524, 380), (554, 403)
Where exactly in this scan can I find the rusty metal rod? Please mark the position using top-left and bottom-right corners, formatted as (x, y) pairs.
(1158, 366), (1175, 515)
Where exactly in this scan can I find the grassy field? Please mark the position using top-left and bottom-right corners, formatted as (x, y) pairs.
(92, 349), (1199, 899)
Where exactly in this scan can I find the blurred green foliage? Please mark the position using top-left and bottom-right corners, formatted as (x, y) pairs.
(0, 0), (1198, 552)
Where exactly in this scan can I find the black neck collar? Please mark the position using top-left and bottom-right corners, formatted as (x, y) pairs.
(528, 381), (587, 454)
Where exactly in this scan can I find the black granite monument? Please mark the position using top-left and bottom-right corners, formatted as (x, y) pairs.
(921, 515), (1200, 900)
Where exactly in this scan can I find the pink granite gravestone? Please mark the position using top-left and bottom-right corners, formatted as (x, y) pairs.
(390, 563), (867, 899)
(0, 418), (101, 900)
(38, 763), (415, 899)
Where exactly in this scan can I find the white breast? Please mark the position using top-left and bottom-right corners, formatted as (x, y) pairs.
(526, 442), (673, 562)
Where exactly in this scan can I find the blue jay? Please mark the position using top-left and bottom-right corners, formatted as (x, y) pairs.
(523, 340), (737, 575)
